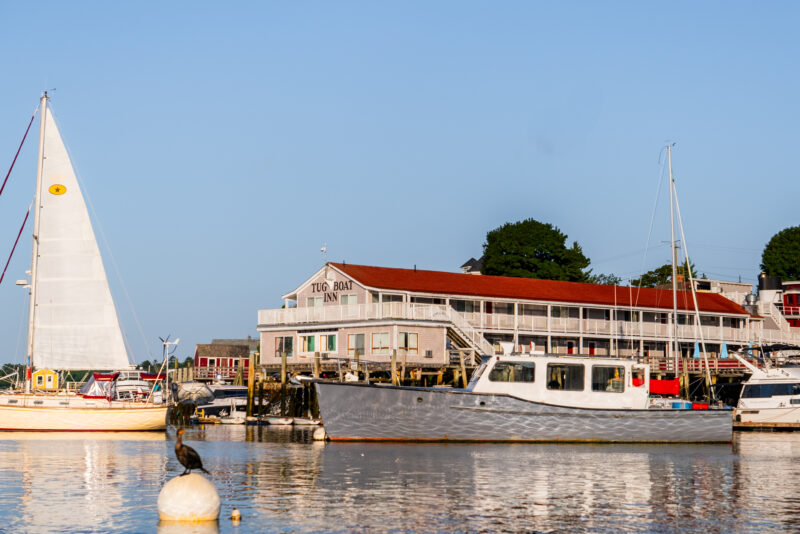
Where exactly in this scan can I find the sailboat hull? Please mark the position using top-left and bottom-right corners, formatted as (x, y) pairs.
(0, 396), (166, 431)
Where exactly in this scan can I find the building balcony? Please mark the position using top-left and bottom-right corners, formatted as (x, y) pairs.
(257, 302), (769, 347)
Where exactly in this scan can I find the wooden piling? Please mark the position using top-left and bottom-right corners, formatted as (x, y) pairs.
(246, 351), (255, 417)
(280, 351), (287, 417)
(459, 350), (468, 388)
(313, 352), (321, 378)
(391, 350), (398, 386)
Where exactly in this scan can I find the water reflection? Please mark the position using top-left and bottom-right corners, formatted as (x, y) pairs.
(0, 428), (799, 532)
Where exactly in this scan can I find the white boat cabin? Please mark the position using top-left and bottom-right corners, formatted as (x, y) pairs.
(737, 366), (800, 412)
(469, 354), (650, 409)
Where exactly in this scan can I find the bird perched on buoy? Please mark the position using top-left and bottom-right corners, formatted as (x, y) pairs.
(175, 429), (210, 476)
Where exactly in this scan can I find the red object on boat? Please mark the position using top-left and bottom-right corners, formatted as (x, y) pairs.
(140, 373), (165, 381)
(649, 378), (680, 396)
(692, 403), (709, 410)
(92, 372), (119, 381)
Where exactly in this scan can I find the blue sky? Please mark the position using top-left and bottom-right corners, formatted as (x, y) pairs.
(0, 1), (798, 364)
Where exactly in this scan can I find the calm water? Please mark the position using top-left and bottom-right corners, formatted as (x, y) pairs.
(0, 426), (799, 533)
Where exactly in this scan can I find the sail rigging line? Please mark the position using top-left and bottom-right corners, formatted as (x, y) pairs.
(0, 105), (39, 198)
(632, 148), (669, 309)
(50, 107), (155, 365)
(672, 179), (716, 401)
(0, 204), (31, 287)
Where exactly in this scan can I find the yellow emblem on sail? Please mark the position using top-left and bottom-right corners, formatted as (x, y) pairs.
(48, 184), (67, 195)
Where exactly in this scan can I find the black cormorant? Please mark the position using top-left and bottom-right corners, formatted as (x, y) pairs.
(175, 429), (210, 476)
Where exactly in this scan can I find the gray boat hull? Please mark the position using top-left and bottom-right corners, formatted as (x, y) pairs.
(314, 382), (732, 443)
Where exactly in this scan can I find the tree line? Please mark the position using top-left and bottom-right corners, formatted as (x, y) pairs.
(480, 219), (799, 287)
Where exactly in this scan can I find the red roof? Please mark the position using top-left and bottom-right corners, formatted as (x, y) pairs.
(331, 263), (749, 316)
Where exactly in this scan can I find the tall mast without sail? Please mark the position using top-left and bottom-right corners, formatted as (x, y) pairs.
(667, 145), (680, 384)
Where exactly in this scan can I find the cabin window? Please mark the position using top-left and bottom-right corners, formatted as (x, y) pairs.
(372, 332), (389, 355)
(741, 383), (800, 398)
(36, 376), (44, 386)
(301, 335), (315, 353)
(348, 334), (365, 357)
(592, 366), (625, 393)
(399, 332), (418, 355)
(452, 300), (476, 313)
(320, 334), (337, 352)
(546, 364), (584, 391)
(488, 362), (535, 382)
(275, 336), (294, 358)
(307, 297), (322, 308)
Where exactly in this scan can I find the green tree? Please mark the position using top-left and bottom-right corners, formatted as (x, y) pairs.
(587, 273), (622, 285)
(761, 226), (800, 281)
(632, 261), (697, 288)
(482, 219), (591, 281)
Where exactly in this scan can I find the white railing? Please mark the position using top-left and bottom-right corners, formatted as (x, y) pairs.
(259, 302), (800, 348)
(761, 301), (792, 333)
(259, 303), (494, 355)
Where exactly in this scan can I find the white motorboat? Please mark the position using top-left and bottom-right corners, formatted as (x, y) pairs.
(314, 353), (732, 442)
(263, 417), (294, 426)
(0, 94), (167, 431)
(193, 384), (248, 418)
(732, 351), (800, 429)
(292, 417), (321, 426)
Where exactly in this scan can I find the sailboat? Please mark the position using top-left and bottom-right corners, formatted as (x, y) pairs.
(0, 93), (167, 431)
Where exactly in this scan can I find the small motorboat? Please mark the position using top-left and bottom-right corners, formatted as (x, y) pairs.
(263, 416), (294, 426)
(292, 417), (321, 426)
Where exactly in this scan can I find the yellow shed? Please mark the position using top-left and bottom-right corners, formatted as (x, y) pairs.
(32, 369), (59, 391)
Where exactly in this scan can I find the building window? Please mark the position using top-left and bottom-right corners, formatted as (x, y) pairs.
(275, 336), (294, 358)
(348, 334), (365, 357)
(592, 365), (625, 392)
(398, 332), (418, 355)
(546, 363), (584, 391)
(341, 294), (357, 306)
(488, 362), (535, 382)
(372, 332), (389, 355)
(307, 297), (322, 308)
(452, 300), (476, 313)
(36, 376), (43, 386)
(301, 335), (315, 353)
(320, 334), (337, 352)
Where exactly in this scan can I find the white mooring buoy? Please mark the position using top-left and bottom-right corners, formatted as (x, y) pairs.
(158, 473), (220, 522)
(313, 426), (328, 441)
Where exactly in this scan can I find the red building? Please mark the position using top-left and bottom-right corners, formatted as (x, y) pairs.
(193, 337), (258, 381)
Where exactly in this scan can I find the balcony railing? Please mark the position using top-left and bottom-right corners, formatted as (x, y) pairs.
(259, 302), (800, 346)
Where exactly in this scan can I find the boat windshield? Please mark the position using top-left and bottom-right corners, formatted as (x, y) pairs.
(213, 389), (248, 399)
(466, 356), (492, 391)
(742, 383), (800, 398)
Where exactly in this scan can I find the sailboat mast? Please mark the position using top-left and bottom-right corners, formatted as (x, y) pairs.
(667, 145), (680, 379)
(25, 93), (48, 392)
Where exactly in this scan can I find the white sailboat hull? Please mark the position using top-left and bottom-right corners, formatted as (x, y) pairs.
(0, 395), (166, 431)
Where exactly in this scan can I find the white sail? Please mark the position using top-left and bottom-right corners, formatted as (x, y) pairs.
(30, 102), (130, 370)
